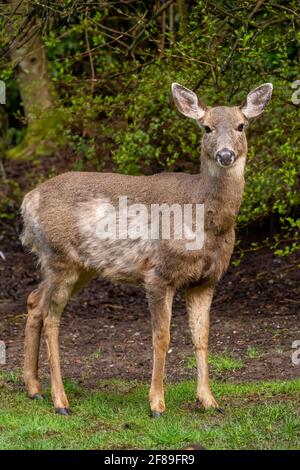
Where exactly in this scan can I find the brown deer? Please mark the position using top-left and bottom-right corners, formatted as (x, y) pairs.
(21, 82), (272, 416)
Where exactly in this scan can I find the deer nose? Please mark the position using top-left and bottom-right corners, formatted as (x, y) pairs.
(215, 148), (235, 167)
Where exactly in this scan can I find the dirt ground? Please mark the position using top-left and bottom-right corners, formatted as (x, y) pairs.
(0, 221), (299, 386)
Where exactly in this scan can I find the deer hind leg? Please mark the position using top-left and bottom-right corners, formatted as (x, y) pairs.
(24, 287), (45, 399)
(40, 266), (80, 415)
(147, 284), (174, 417)
(186, 284), (219, 410)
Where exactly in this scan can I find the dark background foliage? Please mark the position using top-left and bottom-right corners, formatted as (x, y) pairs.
(0, 0), (299, 256)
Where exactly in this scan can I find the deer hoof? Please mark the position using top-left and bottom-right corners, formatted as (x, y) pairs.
(30, 393), (44, 400)
(151, 410), (162, 418)
(55, 407), (70, 416)
(216, 407), (225, 414)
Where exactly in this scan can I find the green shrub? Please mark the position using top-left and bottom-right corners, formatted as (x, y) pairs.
(1, 1), (299, 252)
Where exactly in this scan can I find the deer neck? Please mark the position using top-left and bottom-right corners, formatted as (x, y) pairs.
(198, 152), (246, 223)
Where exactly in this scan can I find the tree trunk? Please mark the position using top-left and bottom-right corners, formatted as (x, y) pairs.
(5, 1), (62, 160)
(8, 0), (56, 123)
(177, 0), (187, 32)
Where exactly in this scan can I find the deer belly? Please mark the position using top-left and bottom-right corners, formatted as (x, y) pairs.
(77, 236), (156, 282)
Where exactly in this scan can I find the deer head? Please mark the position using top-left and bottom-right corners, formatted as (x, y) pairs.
(172, 82), (273, 170)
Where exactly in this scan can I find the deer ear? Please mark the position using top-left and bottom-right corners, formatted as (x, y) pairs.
(240, 83), (273, 119)
(172, 83), (206, 120)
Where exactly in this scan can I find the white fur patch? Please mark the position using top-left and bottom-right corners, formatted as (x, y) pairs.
(21, 190), (41, 247)
(206, 159), (221, 177)
(228, 156), (246, 179)
(206, 156), (246, 179)
(75, 197), (157, 281)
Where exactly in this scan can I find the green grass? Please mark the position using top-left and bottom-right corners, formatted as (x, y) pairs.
(247, 347), (265, 359)
(0, 372), (299, 450)
(187, 352), (243, 372)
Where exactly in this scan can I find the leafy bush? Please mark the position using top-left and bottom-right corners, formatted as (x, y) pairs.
(1, 0), (299, 252)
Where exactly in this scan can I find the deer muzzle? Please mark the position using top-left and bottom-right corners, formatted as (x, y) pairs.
(215, 148), (236, 167)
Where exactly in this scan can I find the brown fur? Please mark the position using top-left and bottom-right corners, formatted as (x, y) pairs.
(21, 82), (272, 414)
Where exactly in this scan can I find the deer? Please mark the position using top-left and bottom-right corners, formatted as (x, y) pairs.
(21, 82), (272, 416)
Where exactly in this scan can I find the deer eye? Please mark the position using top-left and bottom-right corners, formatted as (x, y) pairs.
(237, 123), (244, 132)
(203, 125), (212, 134)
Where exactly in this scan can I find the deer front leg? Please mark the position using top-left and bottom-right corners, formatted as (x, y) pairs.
(186, 284), (219, 410)
(147, 285), (174, 417)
